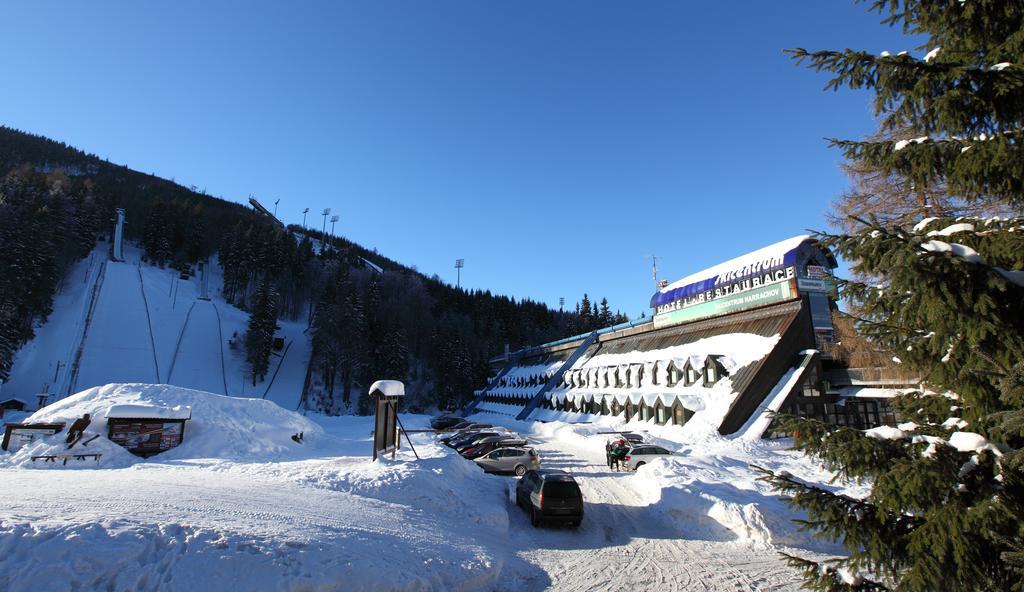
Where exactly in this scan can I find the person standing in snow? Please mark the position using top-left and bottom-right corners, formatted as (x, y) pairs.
(65, 413), (91, 443)
(610, 439), (626, 471)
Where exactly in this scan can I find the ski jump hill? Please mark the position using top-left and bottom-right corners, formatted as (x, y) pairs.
(3, 243), (310, 410)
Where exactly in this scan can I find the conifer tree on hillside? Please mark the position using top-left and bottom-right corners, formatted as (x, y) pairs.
(245, 278), (279, 385)
(758, 2), (1024, 590)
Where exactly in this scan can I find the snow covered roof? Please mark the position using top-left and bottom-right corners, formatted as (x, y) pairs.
(1, 397), (28, 404)
(650, 235), (816, 309)
(106, 404), (192, 420)
(368, 380), (405, 397)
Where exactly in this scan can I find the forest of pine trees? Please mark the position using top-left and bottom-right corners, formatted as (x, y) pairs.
(758, 2), (1024, 591)
(0, 165), (103, 381)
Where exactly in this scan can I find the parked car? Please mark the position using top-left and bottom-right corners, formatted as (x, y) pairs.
(515, 469), (584, 528)
(621, 444), (673, 470)
(463, 436), (529, 460)
(616, 432), (645, 444)
(474, 447), (540, 476)
(447, 430), (501, 449)
(443, 420), (492, 433)
(455, 432), (507, 454)
(441, 427), (495, 446)
(430, 414), (464, 430)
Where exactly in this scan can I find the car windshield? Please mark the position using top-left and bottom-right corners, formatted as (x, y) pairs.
(543, 481), (581, 498)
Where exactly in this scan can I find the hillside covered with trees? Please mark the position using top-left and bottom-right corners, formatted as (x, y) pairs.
(0, 126), (628, 411)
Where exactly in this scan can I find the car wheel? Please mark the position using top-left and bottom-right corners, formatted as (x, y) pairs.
(514, 465), (526, 476)
(530, 507), (541, 528)
(634, 462), (645, 470)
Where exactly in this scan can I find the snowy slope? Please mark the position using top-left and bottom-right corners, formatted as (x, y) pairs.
(74, 261), (161, 389)
(4, 243), (311, 410)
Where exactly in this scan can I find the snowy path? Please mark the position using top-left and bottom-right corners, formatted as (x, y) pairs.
(495, 431), (805, 591)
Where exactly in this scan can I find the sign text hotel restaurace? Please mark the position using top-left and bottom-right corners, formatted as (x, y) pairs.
(653, 266), (797, 328)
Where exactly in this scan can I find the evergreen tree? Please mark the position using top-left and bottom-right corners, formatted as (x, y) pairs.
(578, 293), (592, 332)
(759, 3), (1024, 590)
(245, 278), (279, 385)
(598, 297), (612, 328)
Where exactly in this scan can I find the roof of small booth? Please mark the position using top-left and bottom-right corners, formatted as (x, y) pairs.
(369, 380), (405, 397)
(106, 404), (192, 420)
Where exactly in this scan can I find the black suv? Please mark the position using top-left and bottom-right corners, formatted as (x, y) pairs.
(515, 469), (584, 528)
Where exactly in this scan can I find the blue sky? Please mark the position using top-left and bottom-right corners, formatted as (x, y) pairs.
(0, 1), (921, 319)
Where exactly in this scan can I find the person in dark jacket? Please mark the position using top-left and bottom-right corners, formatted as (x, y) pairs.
(65, 413), (91, 443)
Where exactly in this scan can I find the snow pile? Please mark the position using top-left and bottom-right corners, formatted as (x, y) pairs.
(2, 383), (325, 468)
(1, 402), (514, 592)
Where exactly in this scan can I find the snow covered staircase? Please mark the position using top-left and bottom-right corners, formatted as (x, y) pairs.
(515, 331), (598, 421)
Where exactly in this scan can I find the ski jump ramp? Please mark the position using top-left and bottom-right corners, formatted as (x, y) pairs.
(74, 262), (160, 389)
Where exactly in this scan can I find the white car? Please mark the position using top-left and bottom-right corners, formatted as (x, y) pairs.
(621, 444), (673, 470)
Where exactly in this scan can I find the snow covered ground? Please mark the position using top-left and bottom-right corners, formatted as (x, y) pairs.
(0, 382), (862, 591)
(477, 412), (859, 591)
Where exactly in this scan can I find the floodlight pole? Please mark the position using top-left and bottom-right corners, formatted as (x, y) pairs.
(302, 207), (309, 228)
(330, 215), (339, 251)
(274, 198), (280, 217)
(455, 259), (464, 289)
(321, 208), (331, 253)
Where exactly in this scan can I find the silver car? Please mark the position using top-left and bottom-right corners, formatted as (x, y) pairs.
(621, 444), (673, 470)
(474, 447), (541, 476)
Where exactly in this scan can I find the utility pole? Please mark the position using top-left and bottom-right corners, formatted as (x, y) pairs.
(302, 208), (309, 229)
(321, 208), (331, 254)
(455, 259), (464, 289)
(329, 215), (339, 251)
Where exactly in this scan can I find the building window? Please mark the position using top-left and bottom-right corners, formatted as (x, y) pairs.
(636, 364), (645, 387)
(650, 362), (659, 386)
(684, 362), (700, 386)
(802, 365), (821, 397)
(703, 357), (725, 386)
(671, 401), (692, 426)
(666, 362), (681, 387)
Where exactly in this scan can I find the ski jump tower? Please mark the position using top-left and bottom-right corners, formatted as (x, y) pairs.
(111, 208), (126, 262)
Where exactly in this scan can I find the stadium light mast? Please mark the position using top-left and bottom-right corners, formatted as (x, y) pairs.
(651, 255), (660, 290)
(329, 215), (339, 251)
(455, 258), (464, 289)
(273, 198), (280, 217)
(321, 208), (331, 254)
(559, 297), (565, 312)
(302, 207), (309, 228)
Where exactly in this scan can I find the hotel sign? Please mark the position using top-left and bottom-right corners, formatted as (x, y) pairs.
(653, 278), (797, 328)
(654, 266), (796, 316)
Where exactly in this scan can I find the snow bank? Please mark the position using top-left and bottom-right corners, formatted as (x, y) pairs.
(1, 408), (514, 591)
(2, 383), (324, 468)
